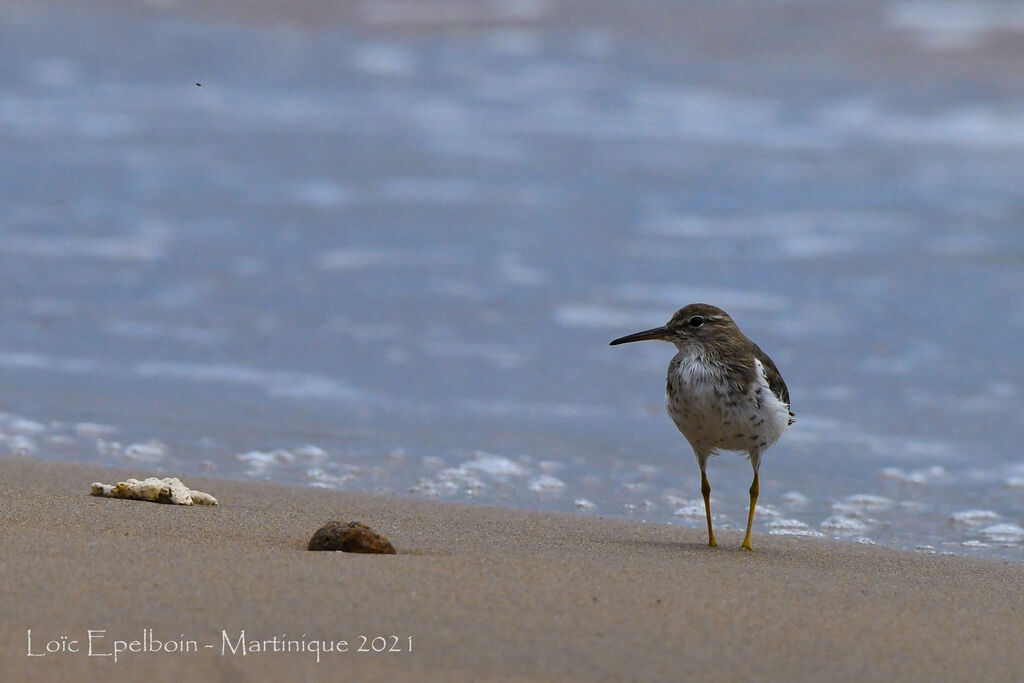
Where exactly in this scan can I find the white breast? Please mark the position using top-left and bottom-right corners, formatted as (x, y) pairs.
(667, 355), (790, 457)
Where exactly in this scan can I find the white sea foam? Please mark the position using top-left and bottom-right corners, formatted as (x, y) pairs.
(95, 439), (123, 456)
(73, 422), (117, 437)
(435, 467), (486, 494)
(621, 482), (649, 494)
(409, 478), (457, 497)
(574, 498), (596, 510)
(461, 452), (527, 478)
(671, 501), (706, 519)
(846, 494), (894, 507)
(634, 464), (658, 479)
(766, 518), (811, 531)
(767, 518), (825, 538)
(293, 445), (329, 463)
(820, 516), (870, 535)
(123, 441), (169, 463)
(528, 474), (566, 494)
(305, 468), (356, 488)
(237, 449), (295, 476)
(949, 509), (1001, 525)
(4, 418), (47, 434)
(880, 466), (947, 485)
(780, 491), (810, 508)
(410, 452), (533, 498)
(978, 523), (1024, 543)
(831, 494), (892, 519)
(4, 435), (38, 455)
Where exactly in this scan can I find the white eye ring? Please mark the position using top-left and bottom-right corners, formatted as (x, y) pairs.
(689, 316), (704, 328)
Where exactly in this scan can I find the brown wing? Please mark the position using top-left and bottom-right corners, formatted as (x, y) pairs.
(751, 343), (793, 422)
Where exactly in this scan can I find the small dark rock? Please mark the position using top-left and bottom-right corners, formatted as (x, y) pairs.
(307, 520), (396, 554)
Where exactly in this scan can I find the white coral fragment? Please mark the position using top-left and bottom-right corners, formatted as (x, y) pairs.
(90, 477), (218, 506)
(186, 489), (219, 505)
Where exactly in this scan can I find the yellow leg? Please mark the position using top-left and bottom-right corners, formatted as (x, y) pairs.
(741, 471), (759, 551)
(700, 470), (717, 547)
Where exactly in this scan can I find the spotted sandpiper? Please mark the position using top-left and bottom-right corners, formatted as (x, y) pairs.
(610, 303), (794, 550)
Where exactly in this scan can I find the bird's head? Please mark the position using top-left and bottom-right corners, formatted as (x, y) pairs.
(609, 303), (738, 351)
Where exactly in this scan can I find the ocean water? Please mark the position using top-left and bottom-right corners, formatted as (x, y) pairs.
(1, 0), (1023, 559)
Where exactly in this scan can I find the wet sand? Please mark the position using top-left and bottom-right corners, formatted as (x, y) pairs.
(1, 455), (1022, 682)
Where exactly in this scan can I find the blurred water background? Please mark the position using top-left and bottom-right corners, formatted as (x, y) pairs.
(1, 0), (1023, 558)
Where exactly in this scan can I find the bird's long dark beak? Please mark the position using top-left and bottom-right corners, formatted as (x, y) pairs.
(609, 326), (670, 346)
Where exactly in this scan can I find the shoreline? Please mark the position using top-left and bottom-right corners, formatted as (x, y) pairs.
(2, 455), (1022, 681)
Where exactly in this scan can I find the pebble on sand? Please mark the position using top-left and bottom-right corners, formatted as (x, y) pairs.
(90, 477), (219, 506)
(307, 520), (396, 554)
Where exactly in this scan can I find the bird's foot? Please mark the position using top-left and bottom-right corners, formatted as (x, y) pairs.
(707, 537), (718, 548)
(740, 542), (753, 551)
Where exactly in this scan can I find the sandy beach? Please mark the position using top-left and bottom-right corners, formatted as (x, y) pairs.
(1, 455), (1021, 682)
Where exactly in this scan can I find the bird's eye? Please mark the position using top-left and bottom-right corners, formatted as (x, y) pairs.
(689, 316), (704, 328)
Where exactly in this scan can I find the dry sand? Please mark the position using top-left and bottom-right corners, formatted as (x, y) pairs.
(1, 456), (1022, 682)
